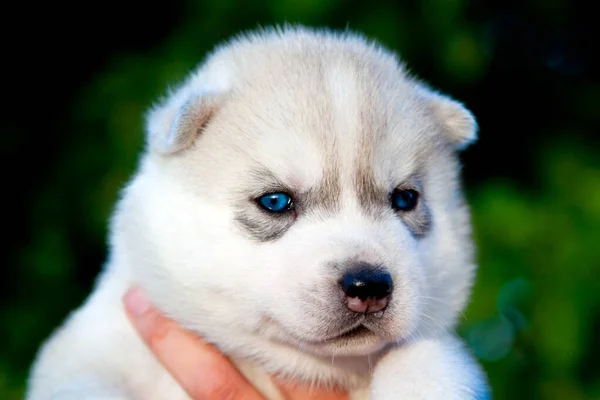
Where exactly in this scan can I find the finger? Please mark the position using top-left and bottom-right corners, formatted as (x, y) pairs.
(274, 378), (349, 400)
(123, 288), (265, 400)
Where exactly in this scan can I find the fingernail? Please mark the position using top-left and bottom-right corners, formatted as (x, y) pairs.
(124, 288), (150, 317)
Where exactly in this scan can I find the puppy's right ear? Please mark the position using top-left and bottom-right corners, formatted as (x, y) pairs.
(145, 91), (221, 155)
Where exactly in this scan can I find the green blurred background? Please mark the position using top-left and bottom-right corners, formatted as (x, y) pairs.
(2, 0), (598, 399)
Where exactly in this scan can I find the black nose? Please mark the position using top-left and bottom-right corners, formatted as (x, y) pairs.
(339, 267), (393, 301)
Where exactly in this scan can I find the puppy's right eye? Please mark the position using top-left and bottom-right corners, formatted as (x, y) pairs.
(257, 192), (294, 213)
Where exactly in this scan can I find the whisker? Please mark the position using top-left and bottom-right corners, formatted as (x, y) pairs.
(417, 312), (447, 333)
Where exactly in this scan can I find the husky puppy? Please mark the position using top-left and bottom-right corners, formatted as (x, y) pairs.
(27, 26), (489, 399)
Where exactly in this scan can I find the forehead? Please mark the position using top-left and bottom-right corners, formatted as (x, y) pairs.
(219, 49), (437, 188)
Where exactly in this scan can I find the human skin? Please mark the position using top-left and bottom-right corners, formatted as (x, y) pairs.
(123, 288), (349, 400)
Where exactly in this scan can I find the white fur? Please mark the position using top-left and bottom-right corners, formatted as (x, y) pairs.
(27, 26), (488, 399)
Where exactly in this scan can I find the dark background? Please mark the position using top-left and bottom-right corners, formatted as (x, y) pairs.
(2, 0), (599, 398)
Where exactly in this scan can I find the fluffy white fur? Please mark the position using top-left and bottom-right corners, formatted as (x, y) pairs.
(27, 26), (489, 399)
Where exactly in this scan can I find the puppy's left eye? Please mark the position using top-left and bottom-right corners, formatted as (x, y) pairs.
(391, 188), (419, 212)
(257, 192), (294, 213)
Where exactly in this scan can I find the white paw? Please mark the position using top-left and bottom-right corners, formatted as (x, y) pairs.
(370, 336), (489, 400)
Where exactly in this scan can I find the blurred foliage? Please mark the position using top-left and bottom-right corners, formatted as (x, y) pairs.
(462, 140), (600, 400)
(2, 0), (598, 399)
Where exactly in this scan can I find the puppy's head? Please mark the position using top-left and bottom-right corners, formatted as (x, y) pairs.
(116, 27), (478, 357)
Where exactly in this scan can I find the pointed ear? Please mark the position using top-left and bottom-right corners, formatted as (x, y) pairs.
(421, 89), (478, 150)
(145, 92), (221, 154)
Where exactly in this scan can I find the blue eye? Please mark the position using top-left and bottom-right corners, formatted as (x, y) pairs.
(258, 192), (293, 213)
(391, 189), (419, 211)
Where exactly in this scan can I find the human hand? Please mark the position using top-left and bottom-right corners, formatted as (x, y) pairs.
(123, 288), (349, 400)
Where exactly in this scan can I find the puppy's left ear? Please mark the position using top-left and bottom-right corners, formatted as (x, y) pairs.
(145, 91), (222, 155)
(421, 89), (478, 150)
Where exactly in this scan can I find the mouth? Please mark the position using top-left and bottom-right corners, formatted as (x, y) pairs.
(273, 316), (377, 344)
(267, 316), (390, 357)
(324, 324), (372, 342)
(302, 322), (378, 345)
